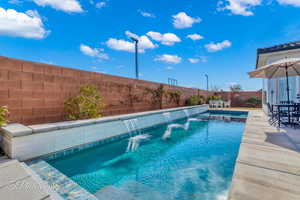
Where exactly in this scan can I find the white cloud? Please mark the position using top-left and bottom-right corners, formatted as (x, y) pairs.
(138, 10), (155, 18)
(187, 34), (204, 40)
(218, 0), (261, 16)
(188, 56), (208, 63)
(0, 8), (49, 39)
(146, 31), (181, 46)
(277, 0), (300, 7)
(205, 40), (232, 52)
(188, 58), (200, 63)
(155, 54), (182, 64)
(80, 44), (109, 60)
(172, 12), (201, 29)
(106, 31), (157, 53)
(32, 0), (84, 13)
(8, 0), (22, 5)
(165, 66), (174, 70)
(96, 1), (107, 8)
(106, 38), (134, 52)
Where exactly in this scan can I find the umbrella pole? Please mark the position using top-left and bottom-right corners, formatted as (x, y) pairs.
(285, 65), (291, 124)
(285, 65), (290, 103)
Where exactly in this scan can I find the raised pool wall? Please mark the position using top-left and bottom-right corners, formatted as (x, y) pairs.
(0, 105), (208, 161)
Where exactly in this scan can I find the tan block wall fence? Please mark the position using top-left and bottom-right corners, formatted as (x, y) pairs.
(217, 91), (262, 107)
(0, 56), (262, 125)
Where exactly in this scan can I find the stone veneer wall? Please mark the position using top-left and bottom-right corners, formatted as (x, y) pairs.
(0, 56), (210, 125)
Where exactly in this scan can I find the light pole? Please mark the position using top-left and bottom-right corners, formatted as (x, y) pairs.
(130, 37), (139, 80)
(205, 74), (209, 91)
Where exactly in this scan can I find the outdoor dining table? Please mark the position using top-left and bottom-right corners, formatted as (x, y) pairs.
(272, 104), (300, 125)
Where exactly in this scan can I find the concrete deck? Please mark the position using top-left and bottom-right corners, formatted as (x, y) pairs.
(0, 159), (63, 200)
(228, 110), (300, 200)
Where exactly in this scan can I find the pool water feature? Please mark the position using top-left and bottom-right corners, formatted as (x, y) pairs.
(42, 111), (246, 200)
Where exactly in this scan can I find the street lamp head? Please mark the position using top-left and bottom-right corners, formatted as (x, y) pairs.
(130, 37), (139, 43)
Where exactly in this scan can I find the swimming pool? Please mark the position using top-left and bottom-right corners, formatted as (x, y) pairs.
(36, 111), (247, 200)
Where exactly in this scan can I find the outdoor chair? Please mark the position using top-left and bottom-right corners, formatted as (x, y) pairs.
(280, 101), (295, 104)
(216, 100), (224, 108)
(291, 103), (300, 127)
(224, 100), (231, 108)
(209, 100), (217, 108)
(267, 103), (279, 126)
(277, 106), (292, 128)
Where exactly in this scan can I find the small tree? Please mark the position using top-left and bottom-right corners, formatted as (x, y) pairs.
(230, 84), (243, 92)
(64, 85), (105, 120)
(207, 95), (222, 103)
(145, 84), (165, 109)
(246, 97), (262, 107)
(0, 106), (9, 127)
(187, 95), (206, 106)
(167, 90), (182, 106)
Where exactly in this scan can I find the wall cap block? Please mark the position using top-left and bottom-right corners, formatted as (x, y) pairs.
(1, 123), (33, 137)
(28, 124), (59, 133)
(3, 105), (208, 138)
(2, 105), (209, 161)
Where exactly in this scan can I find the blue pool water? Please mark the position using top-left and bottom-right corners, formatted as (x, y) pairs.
(46, 112), (246, 200)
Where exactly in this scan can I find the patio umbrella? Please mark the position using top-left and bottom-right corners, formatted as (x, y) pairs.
(248, 57), (300, 102)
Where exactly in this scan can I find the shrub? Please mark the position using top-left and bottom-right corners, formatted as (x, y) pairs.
(167, 90), (182, 106)
(187, 95), (206, 106)
(207, 95), (222, 102)
(246, 97), (262, 107)
(145, 84), (165, 109)
(0, 106), (9, 127)
(230, 84), (243, 92)
(64, 85), (105, 120)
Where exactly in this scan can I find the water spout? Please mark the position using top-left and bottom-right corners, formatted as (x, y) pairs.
(163, 118), (205, 140)
(183, 109), (189, 118)
(126, 134), (151, 152)
(123, 119), (140, 136)
(162, 112), (171, 123)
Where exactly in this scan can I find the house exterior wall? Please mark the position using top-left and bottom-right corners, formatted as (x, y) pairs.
(257, 49), (300, 107)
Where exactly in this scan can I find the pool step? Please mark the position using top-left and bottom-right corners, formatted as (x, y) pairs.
(95, 186), (136, 200)
(28, 160), (98, 200)
(120, 181), (167, 200)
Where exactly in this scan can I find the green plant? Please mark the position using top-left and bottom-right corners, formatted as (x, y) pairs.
(207, 95), (222, 102)
(230, 84), (243, 92)
(167, 90), (182, 106)
(246, 97), (262, 107)
(145, 84), (165, 109)
(187, 95), (206, 106)
(0, 106), (9, 127)
(64, 85), (105, 120)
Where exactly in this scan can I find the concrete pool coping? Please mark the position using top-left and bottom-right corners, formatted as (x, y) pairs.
(0, 159), (63, 200)
(1, 105), (208, 161)
(228, 110), (300, 200)
(1, 105), (206, 138)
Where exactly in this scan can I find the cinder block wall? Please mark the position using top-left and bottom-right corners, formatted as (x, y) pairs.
(0, 56), (210, 125)
(216, 91), (262, 107)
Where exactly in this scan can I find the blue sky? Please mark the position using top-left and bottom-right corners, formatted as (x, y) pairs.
(1, 0), (300, 90)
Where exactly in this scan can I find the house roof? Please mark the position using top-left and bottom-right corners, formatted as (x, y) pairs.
(257, 41), (300, 54)
(256, 41), (300, 68)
